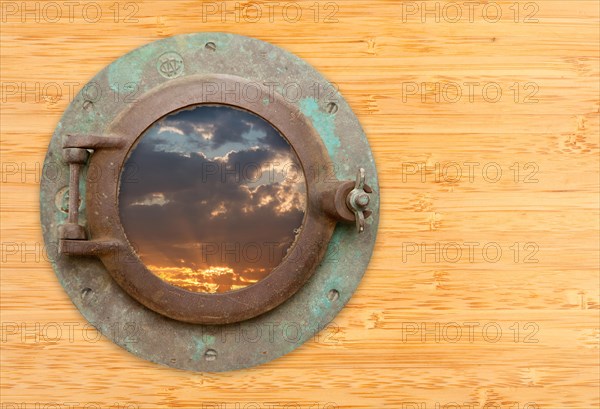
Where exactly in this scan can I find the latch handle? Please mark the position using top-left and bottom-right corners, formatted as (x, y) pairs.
(346, 168), (372, 233)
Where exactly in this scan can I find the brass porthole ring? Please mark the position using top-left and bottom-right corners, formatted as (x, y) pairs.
(40, 33), (379, 371)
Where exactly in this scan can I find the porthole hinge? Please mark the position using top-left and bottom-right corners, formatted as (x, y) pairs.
(59, 134), (125, 253)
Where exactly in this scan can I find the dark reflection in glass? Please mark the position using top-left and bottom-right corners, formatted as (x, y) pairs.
(119, 105), (306, 293)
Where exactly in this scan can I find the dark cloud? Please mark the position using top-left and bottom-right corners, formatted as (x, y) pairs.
(160, 104), (289, 151)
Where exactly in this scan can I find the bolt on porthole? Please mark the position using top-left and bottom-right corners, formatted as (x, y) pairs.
(40, 33), (379, 372)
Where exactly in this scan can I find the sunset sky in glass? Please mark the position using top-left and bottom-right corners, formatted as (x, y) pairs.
(119, 105), (306, 293)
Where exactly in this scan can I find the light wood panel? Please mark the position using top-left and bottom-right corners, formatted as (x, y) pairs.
(1, 1), (599, 408)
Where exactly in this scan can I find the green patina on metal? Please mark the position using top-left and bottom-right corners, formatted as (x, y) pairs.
(299, 97), (341, 160)
(191, 335), (215, 361)
(40, 33), (379, 372)
(107, 43), (155, 94)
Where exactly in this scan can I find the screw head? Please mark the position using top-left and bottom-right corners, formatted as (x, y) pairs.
(204, 349), (217, 361)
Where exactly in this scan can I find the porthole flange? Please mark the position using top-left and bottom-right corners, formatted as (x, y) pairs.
(40, 33), (379, 371)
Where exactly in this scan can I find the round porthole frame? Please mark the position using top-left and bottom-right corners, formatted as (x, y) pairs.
(40, 33), (379, 372)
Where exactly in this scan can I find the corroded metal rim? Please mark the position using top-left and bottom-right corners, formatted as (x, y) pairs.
(40, 32), (379, 372)
(88, 74), (337, 324)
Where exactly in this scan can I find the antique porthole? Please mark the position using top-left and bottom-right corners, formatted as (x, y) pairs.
(40, 33), (379, 371)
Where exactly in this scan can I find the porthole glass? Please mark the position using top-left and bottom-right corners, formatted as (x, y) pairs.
(119, 104), (306, 293)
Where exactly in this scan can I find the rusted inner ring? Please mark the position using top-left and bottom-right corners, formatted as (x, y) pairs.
(85, 74), (337, 325)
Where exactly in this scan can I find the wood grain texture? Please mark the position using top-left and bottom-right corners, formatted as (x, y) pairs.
(1, 1), (599, 408)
